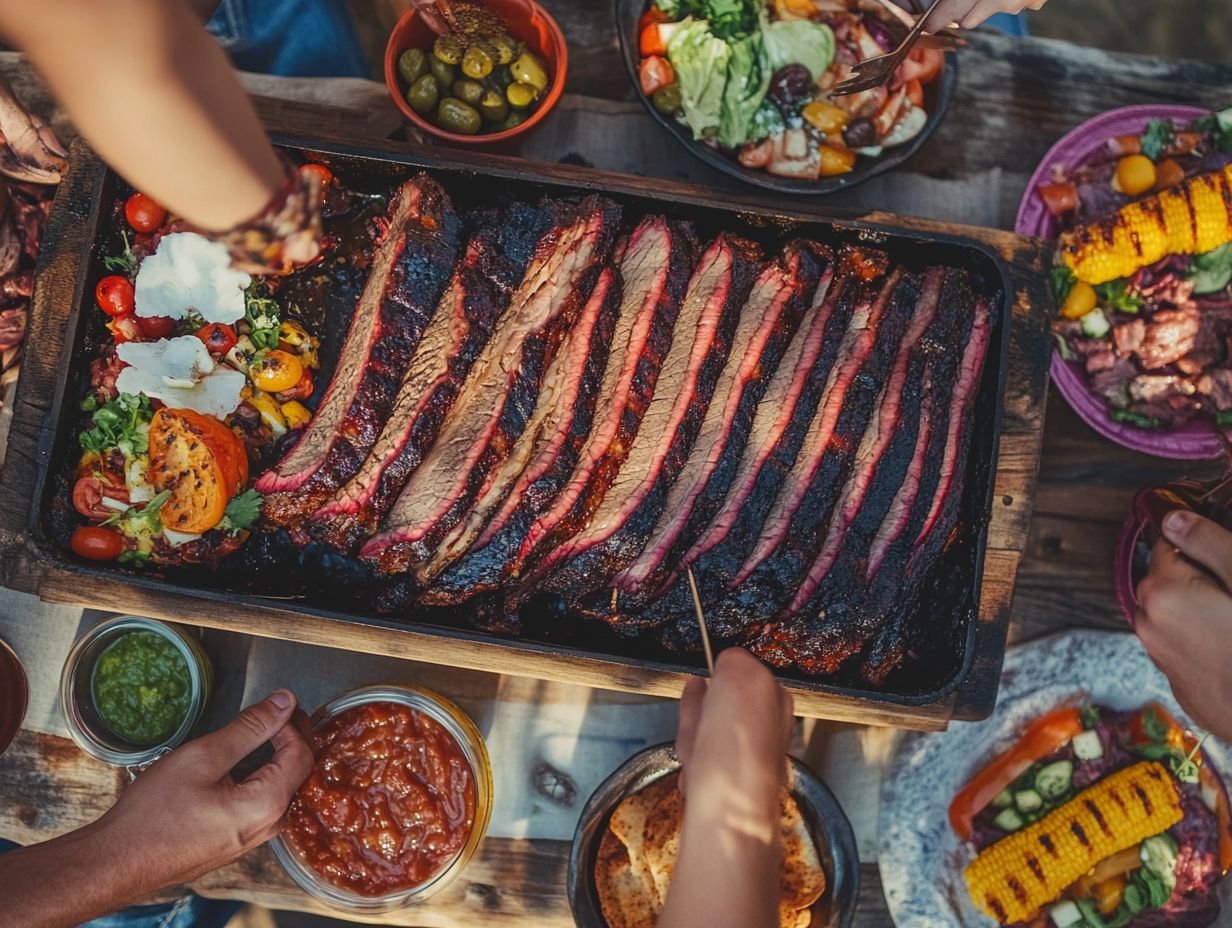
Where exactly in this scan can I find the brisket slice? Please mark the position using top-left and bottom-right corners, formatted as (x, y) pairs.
(510, 217), (700, 579)
(527, 234), (762, 606)
(645, 249), (887, 648)
(359, 195), (621, 578)
(256, 174), (460, 532)
(786, 266), (946, 613)
(308, 203), (543, 553)
(417, 265), (621, 601)
(611, 241), (827, 607)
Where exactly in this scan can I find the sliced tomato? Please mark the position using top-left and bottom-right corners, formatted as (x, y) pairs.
(639, 6), (670, 33)
(640, 22), (669, 56)
(874, 86), (908, 139)
(640, 56), (675, 96)
(1037, 181), (1079, 217)
(134, 315), (178, 339)
(896, 47), (942, 86)
(70, 525), (126, 560)
(904, 78), (924, 109)
(125, 192), (167, 233)
(107, 314), (142, 344)
(1154, 158), (1185, 191)
(195, 322), (238, 356)
(1106, 134), (1142, 156)
(949, 707), (1085, 841)
(72, 473), (130, 521)
(96, 276), (135, 318)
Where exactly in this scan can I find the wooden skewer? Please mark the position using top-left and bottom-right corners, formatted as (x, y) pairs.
(686, 566), (715, 675)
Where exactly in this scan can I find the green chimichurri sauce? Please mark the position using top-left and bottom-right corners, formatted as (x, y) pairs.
(90, 631), (191, 745)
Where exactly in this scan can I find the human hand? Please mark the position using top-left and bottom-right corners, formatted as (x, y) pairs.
(924, 0), (1047, 31)
(1135, 510), (1232, 743)
(99, 689), (314, 885)
(676, 648), (794, 826)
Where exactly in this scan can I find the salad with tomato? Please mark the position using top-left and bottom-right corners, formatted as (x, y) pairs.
(952, 703), (1231, 928)
(62, 163), (336, 568)
(635, 0), (944, 180)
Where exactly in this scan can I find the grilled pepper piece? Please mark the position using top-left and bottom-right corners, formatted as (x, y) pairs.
(1059, 163), (1232, 284)
(964, 761), (1183, 926)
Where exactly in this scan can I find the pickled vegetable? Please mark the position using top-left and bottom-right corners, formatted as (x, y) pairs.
(436, 97), (482, 134)
(462, 44), (495, 79)
(506, 81), (537, 110)
(433, 35), (463, 65)
(497, 111), (525, 131)
(397, 48), (428, 85)
(510, 51), (548, 93)
(407, 74), (440, 116)
(429, 56), (456, 87)
(652, 84), (682, 115)
(451, 78), (485, 106)
(479, 89), (509, 123)
(489, 33), (518, 65)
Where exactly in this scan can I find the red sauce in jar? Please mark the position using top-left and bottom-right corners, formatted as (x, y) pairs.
(284, 700), (476, 896)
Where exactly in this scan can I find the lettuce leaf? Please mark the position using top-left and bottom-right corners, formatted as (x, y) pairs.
(718, 33), (770, 147)
(666, 18), (733, 141)
(761, 15), (834, 80)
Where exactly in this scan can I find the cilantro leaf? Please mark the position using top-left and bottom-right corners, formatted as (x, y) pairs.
(1140, 118), (1175, 161)
(1188, 242), (1232, 295)
(219, 489), (263, 533)
(1079, 706), (1101, 729)
(1196, 107), (1232, 154)
(1140, 705), (1169, 743)
(103, 490), (170, 534)
(1051, 264), (1077, 307)
(245, 289), (282, 352)
(79, 392), (153, 456)
(1111, 408), (1161, 429)
(1095, 279), (1144, 314)
(102, 229), (137, 275)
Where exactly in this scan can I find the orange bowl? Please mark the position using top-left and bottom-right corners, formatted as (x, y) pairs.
(384, 0), (567, 145)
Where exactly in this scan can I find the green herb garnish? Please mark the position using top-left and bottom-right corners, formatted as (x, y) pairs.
(1080, 706), (1102, 729)
(1051, 264), (1077, 307)
(102, 490), (170, 534)
(1111, 409), (1162, 429)
(245, 290), (282, 351)
(218, 489), (263, 533)
(1188, 243), (1232, 295)
(1095, 280), (1144, 314)
(1195, 107), (1232, 154)
(102, 229), (137, 275)
(1140, 118), (1176, 161)
(79, 393), (153, 456)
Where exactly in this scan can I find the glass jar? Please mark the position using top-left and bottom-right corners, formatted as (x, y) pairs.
(271, 683), (493, 915)
(59, 615), (213, 766)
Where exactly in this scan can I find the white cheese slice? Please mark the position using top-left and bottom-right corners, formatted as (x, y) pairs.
(134, 232), (251, 324)
(162, 528), (202, 547)
(116, 336), (215, 387)
(116, 365), (245, 419)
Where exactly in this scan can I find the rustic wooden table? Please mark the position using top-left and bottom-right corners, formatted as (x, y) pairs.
(2, 9), (1232, 926)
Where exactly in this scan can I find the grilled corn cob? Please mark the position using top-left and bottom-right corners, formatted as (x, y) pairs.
(964, 761), (1183, 925)
(1059, 162), (1232, 284)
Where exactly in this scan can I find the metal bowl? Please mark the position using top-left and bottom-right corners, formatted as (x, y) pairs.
(568, 742), (860, 928)
(614, 0), (956, 196)
(59, 615), (213, 767)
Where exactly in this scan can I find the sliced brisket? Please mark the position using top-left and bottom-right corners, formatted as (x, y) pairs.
(359, 196), (621, 578)
(256, 174), (460, 533)
(612, 242), (827, 604)
(308, 204), (543, 553)
(528, 233), (762, 605)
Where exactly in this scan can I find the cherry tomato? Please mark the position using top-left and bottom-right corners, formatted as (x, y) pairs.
(134, 315), (178, 339)
(107, 314), (142, 344)
(904, 78), (924, 109)
(251, 349), (304, 394)
(96, 276), (135, 317)
(298, 163), (333, 205)
(1037, 181), (1079, 218)
(639, 7), (670, 33)
(897, 47), (942, 85)
(639, 56), (675, 96)
(69, 525), (126, 560)
(640, 23), (668, 56)
(125, 192), (167, 233)
(72, 474), (129, 521)
(195, 322), (238, 355)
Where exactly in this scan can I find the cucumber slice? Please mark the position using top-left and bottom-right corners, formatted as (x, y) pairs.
(1035, 760), (1075, 800)
(993, 807), (1025, 832)
(1080, 307), (1110, 338)
(1072, 730), (1104, 761)
(1049, 899), (1083, 927)
(993, 787), (1014, 809)
(1140, 833), (1179, 889)
(1015, 788), (1044, 813)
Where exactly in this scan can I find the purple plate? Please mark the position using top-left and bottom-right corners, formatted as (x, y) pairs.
(1015, 103), (1221, 460)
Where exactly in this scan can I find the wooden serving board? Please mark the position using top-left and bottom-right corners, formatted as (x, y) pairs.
(0, 130), (1053, 731)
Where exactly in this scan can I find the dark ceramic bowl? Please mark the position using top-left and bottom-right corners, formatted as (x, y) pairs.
(568, 743), (859, 928)
(614, 0), (956, 196)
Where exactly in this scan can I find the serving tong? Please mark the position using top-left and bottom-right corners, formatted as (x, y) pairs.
(831, 0), (960, 96)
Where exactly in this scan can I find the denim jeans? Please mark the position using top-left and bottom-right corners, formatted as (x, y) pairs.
(0, 840), (242, 928)
(206, 0), (370, 77)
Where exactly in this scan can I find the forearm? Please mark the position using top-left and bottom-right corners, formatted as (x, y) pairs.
(1, 0), (282, 231)
(0, 817), (169, 928)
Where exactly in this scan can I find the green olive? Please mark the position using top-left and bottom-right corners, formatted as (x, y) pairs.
(479, 89), (509, 123)
(489, 34), (519, 65)
(496, 111), (525, 132)
(428, 56), (456, 87)
(461, 44), (495, 79)
(406, 74), (440, 116)
(506, 81), (537, 110)
(510, 51), (549, 93)
(397, 48), (428, 85)
(435, 97), (482, 135)
(433, 35), (463, 65)
(652, 83), (683, 115)
(451, 78), (485, 106)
